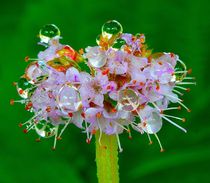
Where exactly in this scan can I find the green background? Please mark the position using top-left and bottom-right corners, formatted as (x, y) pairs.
(1, 0), (210, 182)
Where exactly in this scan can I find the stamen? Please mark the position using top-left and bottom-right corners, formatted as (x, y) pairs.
(174, 86), (190, 92)
(163, 114), (186, 122)
(154, 133), (164, 152)
(84, 120), (90, 143)
(183, 77), (195, 80)
(116, 134), (123, 153)
(163, 106), (181, 111)
(97, 118), (103, 146)
(57, 120), (70, 140)
(173, 89), (184, 96)
(176, 82), (196, 85)
(113, 121), (129, 132)
(177, 101), (191, 112)
(25, 56), (38, 62)
(151, 102), (162, 112)
(161, 115), (187, 133)
(52, 126), (59, 150)
(146, 132), (153, 145)
(10, 99), (26, 105)
(127, 126), (132, 139)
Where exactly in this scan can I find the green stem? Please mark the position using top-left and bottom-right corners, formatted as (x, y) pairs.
(95, 132), (119, 183)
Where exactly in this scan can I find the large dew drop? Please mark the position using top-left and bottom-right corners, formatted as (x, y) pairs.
(141, 112), (163, 134)
(57, 85), (81, 114)
(102, 20), (123, 39)
(118, 89), (139, 111)
(39, 24), (60, 44)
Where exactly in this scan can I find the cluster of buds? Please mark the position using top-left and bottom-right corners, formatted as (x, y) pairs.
(11, 21), (195, 151)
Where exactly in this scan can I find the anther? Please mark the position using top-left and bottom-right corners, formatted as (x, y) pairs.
(23, 129), (28, 134)
(10, 99), (14, 105)
(68, 112), (73, 117)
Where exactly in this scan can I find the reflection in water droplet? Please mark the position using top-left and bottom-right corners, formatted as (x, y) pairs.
(175, 59), (187, 82)
(142, 111), (162, 134)
(118, 89), (139, 111)
(39, 24), (60, 43)
(57, 85), (81, 114)
(112, 38), (126, 49)
(35, 120), (57, 138)
(17, 77), (33, 98)
(102, 20), (123, 38)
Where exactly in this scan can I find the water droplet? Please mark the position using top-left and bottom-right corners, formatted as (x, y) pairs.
(39, 24), (60, 43)
(175, 60), (187, 82)
(102, 20), (123, 38)
(25, 62), (48, 84)
(112, 38), (126, 49)
(142, 112), (162, 134)
(57, 85), (81, 114)
(118, 89), (139, 111)
(35, 120), (57, 138)
(96, 34), (101, 45)
(17, 77), (33, 98)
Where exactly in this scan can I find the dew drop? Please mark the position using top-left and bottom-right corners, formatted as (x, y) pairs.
(35, 120), (57, 138)
(57, 85), (81, 114)
(17, 77), (33, 98)
(112, 38), (126, 49)
(141, 112), (162, 134)
(102, 20), (123, 38)
(39, 24), (60, 43)
(118, 89), (139, 111)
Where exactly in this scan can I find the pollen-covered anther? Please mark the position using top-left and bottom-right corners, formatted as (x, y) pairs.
(19, 89), (24, 95)
(160, 149), (165, 153)
(187, 109), (191, 113)
(79, 48), (84, 55)
(25, 102), (33, 110)
(111, 108), (117, 113)
(186, 88), (191, 92)
(177, 106), (182, 110)
(106, 85), (111, 90)
(24, 56), (30, 62)
(149, 141), (153, 145)
(81, 112), (85, 118)
(51, 147), (56, 151)
(96, 112), (102, 118)
(86, 138), (91, 144)
(102, 68), (109, 75)
(182, 118), (186, 122)
(68, 112), (73, 117)
(91, 129), (97, 135)
(56, 137), (62, 141)
(23, 129), (28, 134)
(18, 123), (23, 128)
(12, 82), (17, 86)
(46, 106), (51, 112)
(140, 82), (144, 86)
(10, 99), (15, 105)
(187, 68), (192, 74)
(132, 80), (137, 84)
(35, 138), (41, 142)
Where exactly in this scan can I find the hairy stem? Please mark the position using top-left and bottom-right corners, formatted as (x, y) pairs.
(95, 132), (119, 183)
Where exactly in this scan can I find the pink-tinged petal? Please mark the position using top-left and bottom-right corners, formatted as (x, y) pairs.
(66, 67), (80, 82)
(72, 111), (84, 129)
(93, 94), (104, 107)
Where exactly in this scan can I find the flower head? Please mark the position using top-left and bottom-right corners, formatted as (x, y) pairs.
(12, 21), (195, 152)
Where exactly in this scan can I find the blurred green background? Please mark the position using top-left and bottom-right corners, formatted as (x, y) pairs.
(1, 0), (210, 182)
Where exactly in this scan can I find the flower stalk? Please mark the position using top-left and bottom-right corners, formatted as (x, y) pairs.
(95, 132), (119, 183)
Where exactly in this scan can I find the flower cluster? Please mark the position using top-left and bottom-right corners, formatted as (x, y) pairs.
(11, 21), (195, 151)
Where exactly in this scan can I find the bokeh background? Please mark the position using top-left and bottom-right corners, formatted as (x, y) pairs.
(1, 0), (210, 182)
